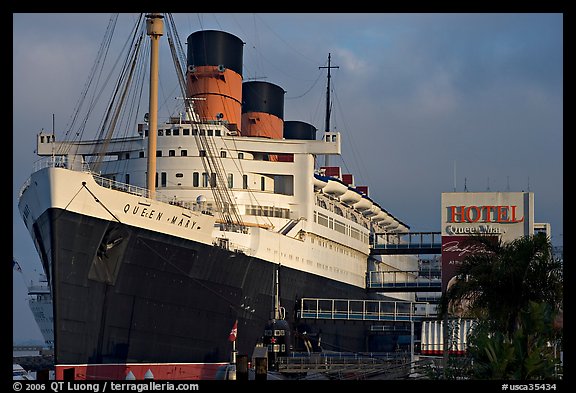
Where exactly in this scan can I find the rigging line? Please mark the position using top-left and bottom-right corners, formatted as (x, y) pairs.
(49, 180), (122, 227)
(187, 104), (240, 228)
(205, 134), (246, 226)
(68, 17), (145, 165)
(87, 16), (145, 144)
(81, 14), (124, 137)
(168, 14), (187, 69)
(285, 70), (324, 100)
(214, 136), (274, 229)
(108, 47), (147, 176)
(209, 12), (224, 32)
(251, 13), (265, 81)
(228, 13), (251, 46)
(71, 15), (144, 152)
(95, 25), (145, 142)
(64, 14), (119, 143)
(80, 182), (122, 223)
(332, 83), (374, 188)
(182, 89), (241, 227)
(254, 14), (319, 66)
(167, 16), (243, 229)
(138, 239), (271, 324)
(92, 32), (145, 173)
(195, 13), (204, 31)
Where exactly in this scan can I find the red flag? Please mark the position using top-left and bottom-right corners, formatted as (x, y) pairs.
(228, 320), (238, 342)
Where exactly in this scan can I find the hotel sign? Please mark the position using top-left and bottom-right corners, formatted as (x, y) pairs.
(447, 205), (524, 223)
(440, 192), (534, 292)
(445, 204), (524, 235)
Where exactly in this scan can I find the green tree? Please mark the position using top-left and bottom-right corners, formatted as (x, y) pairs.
(438, 233), (563, 380)
(468, 302), (560, 379)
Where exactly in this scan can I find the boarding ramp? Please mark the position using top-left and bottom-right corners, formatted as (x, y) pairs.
(371, 232), (441, 255)
(366, 270), (442, 292)
(298, 298), (435, 322)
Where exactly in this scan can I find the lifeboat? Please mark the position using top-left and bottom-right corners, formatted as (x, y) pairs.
(340, 187), (362, 205)
(313, 174), (328, 190)
(362, 203), (381, 217)
(385, 221), (400, 231)
(394, 224), (409, 233)
(353, 196), (373, 212)
(371, 210), (392, 223)
(323, 178), (348, 196)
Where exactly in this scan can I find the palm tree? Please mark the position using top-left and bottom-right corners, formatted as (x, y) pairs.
(468, 301), (560, 379)
(438, 232), (563, 379)
(440, 232), (562, 335)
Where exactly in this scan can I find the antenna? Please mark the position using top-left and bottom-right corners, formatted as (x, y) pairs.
(527, 176), (531, 192)
(487, 176), (490, 192)
(464, 177), (468, 192)
(453, 160), (456, 192)
(506, 176), (510, 192)
(319, 53), (339, 167)
(272, 264), (282, 320)
(51, 115), (55, 161)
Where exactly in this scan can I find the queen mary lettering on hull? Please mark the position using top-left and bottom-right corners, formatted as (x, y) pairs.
(17, 13), (414, 380)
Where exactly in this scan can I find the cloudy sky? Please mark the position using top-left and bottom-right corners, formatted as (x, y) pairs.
(13, 13), (563, 343)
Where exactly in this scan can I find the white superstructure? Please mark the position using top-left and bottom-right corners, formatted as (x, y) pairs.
(29, 119), (411, 291)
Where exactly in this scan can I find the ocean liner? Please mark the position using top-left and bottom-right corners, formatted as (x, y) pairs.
(13, 259), (54, 348)
(17, 13), (417, 379)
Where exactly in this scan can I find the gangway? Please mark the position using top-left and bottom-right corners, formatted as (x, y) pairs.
(371, 232), (441, 255)
(298, 297), (435, 322)
(366, 270), (442, 292)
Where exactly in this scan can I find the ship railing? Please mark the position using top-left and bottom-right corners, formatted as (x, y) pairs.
(416, 293), (442, 302)
(299, 298), (434, 321)
(92, 175), (185, 207)
(212, 238), (254, 256)
(27, 285), (51, 294)
(18, 177), (31, 199)
(19, 156), (89, 198)
(32, 155), (92, 173)
(278, 351), (404, 368)
(366, 270), (442, 289)
(229, 243), (253, 255)
(277, 352), (420, 378)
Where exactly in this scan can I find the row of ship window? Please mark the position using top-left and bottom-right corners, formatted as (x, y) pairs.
(145, 128), (222, 137)
(313, 210), (369, 244)
(317, 196), (369, 229)
(118, 172), (266, 191)
(145, 172), (266, 190)
(122, 150), (243, 159)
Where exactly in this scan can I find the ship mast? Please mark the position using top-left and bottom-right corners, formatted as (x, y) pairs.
(146, 13), (164, 199)
(319, 53), (338, 167)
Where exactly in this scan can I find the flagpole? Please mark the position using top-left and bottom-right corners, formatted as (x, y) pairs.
(229, 319), (238, 364)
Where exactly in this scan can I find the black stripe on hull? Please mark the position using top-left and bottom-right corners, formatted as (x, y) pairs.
(34, 208), (404, 365)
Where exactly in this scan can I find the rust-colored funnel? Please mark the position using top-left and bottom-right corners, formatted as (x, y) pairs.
(186, 30), (243, 131)
(241, 81), (285, 139)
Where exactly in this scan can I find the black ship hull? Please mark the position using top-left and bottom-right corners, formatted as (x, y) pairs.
(33, 208), (400, 365)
